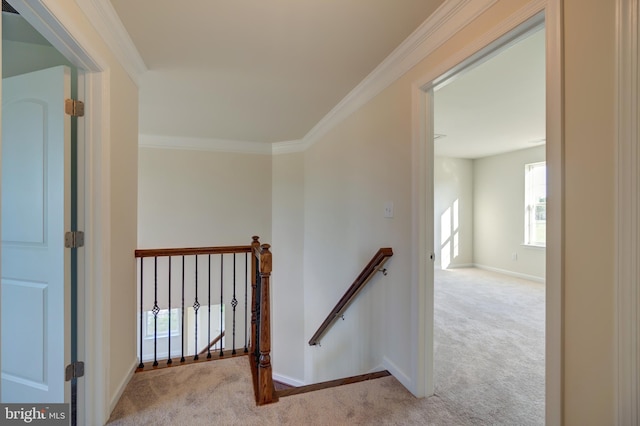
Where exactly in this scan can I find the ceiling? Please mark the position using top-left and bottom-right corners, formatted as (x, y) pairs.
(434, 28), (545, 159)
(108, 0), (445, 143)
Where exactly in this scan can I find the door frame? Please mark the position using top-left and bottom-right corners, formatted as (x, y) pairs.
(410, 0), (563, 424)
(1, 2), (111, 424)
(616, 0), (640, 423)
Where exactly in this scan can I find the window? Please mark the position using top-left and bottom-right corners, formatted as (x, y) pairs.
(525, 162), (546, 246)
(144, 308), (180, 339)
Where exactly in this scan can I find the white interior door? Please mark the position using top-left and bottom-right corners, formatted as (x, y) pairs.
(1, 65), (71, 403)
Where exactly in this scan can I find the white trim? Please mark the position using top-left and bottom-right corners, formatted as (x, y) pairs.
(139, 134), (272, 155)
(76, 0), (147, 85)
(411, 1), (563, 425)
(9, 0), (105, 72)
(473, 264), (545, 284)
(616, 0), (639, 424)
(84, 69), (111, 426)
(301, 0), (497, 149)
(382, 356), (413, 391)
(272, 373), (306, 388)
(272, 139), (308, 155)
(109, 358), (137, 414)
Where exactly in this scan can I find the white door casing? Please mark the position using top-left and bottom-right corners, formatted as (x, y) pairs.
(1, 65), (71, 403)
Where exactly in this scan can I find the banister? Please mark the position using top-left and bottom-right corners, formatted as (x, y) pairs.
(135, 245), (252, 258)
(308, 247), (393, 346)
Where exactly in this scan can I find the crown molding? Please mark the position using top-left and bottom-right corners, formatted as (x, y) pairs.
(76, 0), (147, 85)
(271, 139), (308, 155)
(139, 134), (273, 155)
(301, 0), (497, 148)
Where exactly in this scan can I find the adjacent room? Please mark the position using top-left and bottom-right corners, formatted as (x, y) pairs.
(432, 27), (546, 423)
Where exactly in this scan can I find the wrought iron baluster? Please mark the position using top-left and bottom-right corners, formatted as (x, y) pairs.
(152, 256), (159, 367)
(167, 256), (172, 365)
(193, 256), (200, 361)
(181, 256), (185, 363)
(220, 254), (224, 357)
(254, 260), (262, 367)
(232, 253), (238, 355)
(244, 252), (248, 353)
(207, 254), (212, 359)
(138, 258), (144, 369)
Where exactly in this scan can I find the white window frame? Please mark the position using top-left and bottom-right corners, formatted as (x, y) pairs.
(524, 161), (546, 247)
(143, 308), (181, 340)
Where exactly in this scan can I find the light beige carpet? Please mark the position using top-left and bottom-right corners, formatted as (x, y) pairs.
(108, 267), (544, 425)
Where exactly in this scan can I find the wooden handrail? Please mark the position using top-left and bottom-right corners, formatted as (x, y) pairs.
(308, 247), (393, 346)
(197, 331), (225, 356)
(135, 245), (251, 258)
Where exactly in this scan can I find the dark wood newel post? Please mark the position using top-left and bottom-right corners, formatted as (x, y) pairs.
(257, 243), (275, 404)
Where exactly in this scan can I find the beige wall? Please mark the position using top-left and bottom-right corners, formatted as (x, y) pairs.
(271, 153), (305, 384)
(108, 67), (139, 411)
(474, 146), (545, 280)
(303, 83), (412, 383)
(137, 147), (272, 248)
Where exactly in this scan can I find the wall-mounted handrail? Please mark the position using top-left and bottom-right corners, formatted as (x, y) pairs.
(308, 247), (393, 346)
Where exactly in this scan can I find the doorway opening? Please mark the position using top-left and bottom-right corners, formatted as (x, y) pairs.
(411, 5), (563, 424)
(432, 25), (546, 423)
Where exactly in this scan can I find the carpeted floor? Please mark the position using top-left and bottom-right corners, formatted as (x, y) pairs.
(107, 267), (545, 425)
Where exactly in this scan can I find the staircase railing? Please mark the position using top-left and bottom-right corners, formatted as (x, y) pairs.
(308, 248), (393, 346)
(134, 236), (276, 405)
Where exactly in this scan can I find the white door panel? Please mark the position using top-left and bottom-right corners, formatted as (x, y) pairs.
(1, 66), (71, 403)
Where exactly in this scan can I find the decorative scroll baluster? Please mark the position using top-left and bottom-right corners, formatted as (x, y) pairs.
(167, 257), (172, 365)
(152, 257), (159, 367)
(207, 254), (212, 359)
(138, 258), (144, 369)
(220, 254), (224, 357)
(181, 256), (185, 363)
(193, 256), (200, 361)
(232, 253), (238, 355)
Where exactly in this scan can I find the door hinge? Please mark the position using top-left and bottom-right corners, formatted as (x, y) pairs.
(65, 99), (85, 117)
(65, 231), (85, 248)
(65, 361), (85, 381)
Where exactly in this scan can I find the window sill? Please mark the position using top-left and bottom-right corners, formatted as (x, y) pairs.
(521, 243), (546, 250)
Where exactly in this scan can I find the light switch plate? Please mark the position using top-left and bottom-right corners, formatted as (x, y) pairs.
(384, 202), (394, 218)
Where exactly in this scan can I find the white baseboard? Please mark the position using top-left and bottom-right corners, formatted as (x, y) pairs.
(109, 358), (138, 415)
(382, 356), (412, 391)
(473, 264), (545, 283)
(366, 364), (387, 374)
(272, 373), (305, 388)
(445, 263), (474, 269)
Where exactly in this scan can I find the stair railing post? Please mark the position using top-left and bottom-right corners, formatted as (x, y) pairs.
(257, 243), (274, 404)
